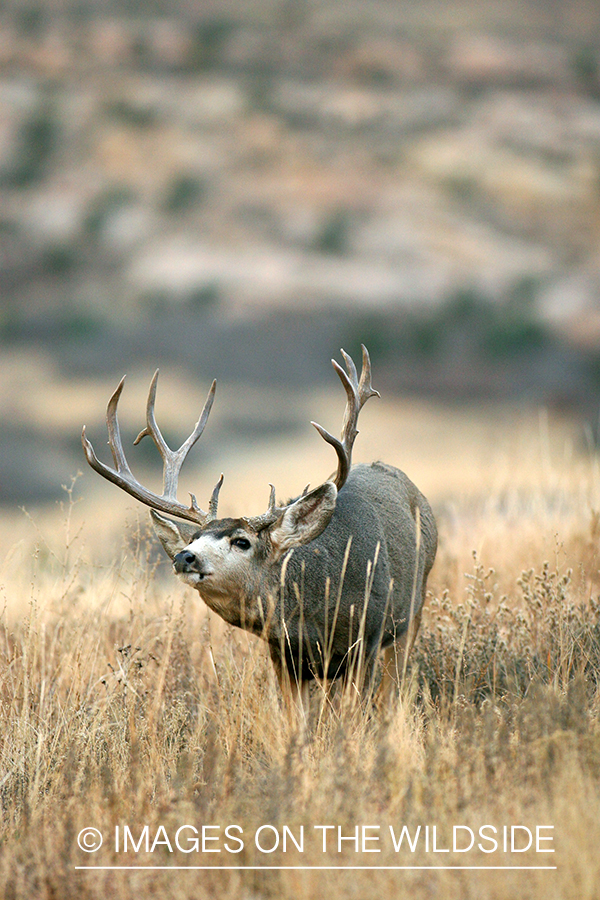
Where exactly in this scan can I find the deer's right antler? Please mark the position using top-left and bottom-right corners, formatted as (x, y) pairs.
(81, 370), (223, 525)
(242, 346), (379, 533)
(311, 344), (380, 491)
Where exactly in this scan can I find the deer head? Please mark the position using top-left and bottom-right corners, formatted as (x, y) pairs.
(82, 347), (379, 608)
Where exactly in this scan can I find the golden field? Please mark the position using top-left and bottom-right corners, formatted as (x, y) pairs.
(1, 357), (600, 899)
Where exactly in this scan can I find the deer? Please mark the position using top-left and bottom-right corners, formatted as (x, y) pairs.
(81, 347), (437, 717)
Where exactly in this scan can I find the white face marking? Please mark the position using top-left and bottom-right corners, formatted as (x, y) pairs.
(177, 533), (226, 588)
(174, 531), (256, 606)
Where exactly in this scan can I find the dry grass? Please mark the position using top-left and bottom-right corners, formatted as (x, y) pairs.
(1, 395), (600, 899)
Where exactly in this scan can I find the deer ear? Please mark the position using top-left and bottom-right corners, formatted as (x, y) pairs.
(150, 510), (199, 560)
(269, 482), (337, 554)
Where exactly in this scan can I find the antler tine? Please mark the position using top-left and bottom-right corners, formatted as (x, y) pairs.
(311, 344), (380, 491)
(243, 483), (284, 532)
(357, 343), (380, 401)
(133, 370), (217, 502)
(106, 376), (132, 475)
(340, 348), (358, 388)
(82, 376), (133, 483)
(134, 369), (168, 456)
(82, 372), (219, 525)
(208, 474), (224, 519)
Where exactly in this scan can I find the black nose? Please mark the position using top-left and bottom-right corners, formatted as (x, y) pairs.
(173, 550), (198, 574)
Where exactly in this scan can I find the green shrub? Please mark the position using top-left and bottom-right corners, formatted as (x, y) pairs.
(161, 174), (207, 214)
(83, 186), (137, 237)
(315, 208), (352, 256)
(2, 104), (58, 188)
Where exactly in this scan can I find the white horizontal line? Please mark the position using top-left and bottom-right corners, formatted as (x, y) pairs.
(75, 865), (557, 871)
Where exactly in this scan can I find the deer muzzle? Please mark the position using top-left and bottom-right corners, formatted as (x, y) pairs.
(173, 550), (210, 580)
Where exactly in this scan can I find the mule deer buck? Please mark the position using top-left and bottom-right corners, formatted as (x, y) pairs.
(82, 347), (437, 714)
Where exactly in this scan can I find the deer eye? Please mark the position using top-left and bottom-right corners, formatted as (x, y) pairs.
(231, 537), (251, 551)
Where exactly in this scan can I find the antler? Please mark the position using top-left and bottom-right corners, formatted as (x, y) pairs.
(311, 344), (380, 490)
(244, 481), (312, 533)
(81, 370), (223, 525)
(244, 345), (379, 533)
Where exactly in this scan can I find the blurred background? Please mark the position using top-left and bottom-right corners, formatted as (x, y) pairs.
(1, 0), (600, 540)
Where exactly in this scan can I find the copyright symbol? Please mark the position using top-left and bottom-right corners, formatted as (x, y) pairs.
(77, 827), (103, 852)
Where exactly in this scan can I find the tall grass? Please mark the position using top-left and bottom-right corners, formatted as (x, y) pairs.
(1, 480), (600, 899)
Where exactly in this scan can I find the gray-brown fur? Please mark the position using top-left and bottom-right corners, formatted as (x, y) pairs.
(272, 462), (438, 686)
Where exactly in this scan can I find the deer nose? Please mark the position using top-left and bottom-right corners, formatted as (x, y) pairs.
(173, 550), (199, 574)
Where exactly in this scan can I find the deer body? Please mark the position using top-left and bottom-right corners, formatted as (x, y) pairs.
(268, 462), (437, 693)
(82, 348), (437, 710)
